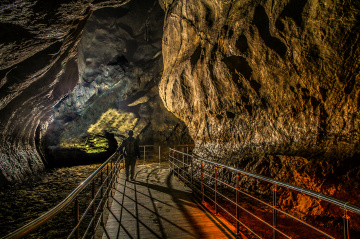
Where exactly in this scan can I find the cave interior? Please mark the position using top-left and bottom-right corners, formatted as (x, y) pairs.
(1, 0), (360, 237)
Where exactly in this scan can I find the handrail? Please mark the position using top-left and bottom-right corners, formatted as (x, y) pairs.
(172, 144), (195, 147)
(169, 148), (360, 238)
(3, 151), (123, 239)
(171, 148), (360, 214)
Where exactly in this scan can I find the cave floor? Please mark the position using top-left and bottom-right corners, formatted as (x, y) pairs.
(102, 163), (238, 239)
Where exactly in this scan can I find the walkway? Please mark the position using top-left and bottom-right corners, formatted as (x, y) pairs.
(102, 163), (236, 239)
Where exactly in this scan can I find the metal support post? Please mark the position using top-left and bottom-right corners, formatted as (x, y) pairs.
(92, 180), (96, 236)
(343, 209), (350, 239)
(159, 145), (161, 164)
(169, 149), (172, 172)
(100, 171), (104, 227)
(143, 146), (146, 165)
(215, 165), (218, 214)
(75, 198), (79, 239)
(107, 163), (110, 208)
(100, 171), (103, 198)
(190, 156), (193, 186)
(236, 172), (240, 234)
(201, 161), (204, 203)
(273, 184), (277, 239)
(182, 152), (185, 181)
(177, 152), (180, 178)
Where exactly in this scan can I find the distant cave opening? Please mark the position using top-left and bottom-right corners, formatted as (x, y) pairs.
(45, 0), (192, 167)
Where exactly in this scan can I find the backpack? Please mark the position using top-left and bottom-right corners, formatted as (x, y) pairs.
(125, 138), (136, 156)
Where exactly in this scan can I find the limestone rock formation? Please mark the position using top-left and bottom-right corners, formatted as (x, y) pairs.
(45, 0), (192, 165)
(160, 0), (360, 159)
(1, 0), (360, 230)
(0, 0), (191, 185)
(159, 0), (360, 227)
(0, 0), (129, 186)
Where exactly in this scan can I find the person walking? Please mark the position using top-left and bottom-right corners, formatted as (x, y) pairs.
(117, 130), (140, 181)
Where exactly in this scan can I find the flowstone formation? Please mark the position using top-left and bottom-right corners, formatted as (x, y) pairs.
(159, 0), (360, 227)
(0, 0), (131, 186)
(46, 0), (192, 165)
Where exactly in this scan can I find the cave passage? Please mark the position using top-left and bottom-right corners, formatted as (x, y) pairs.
(44, 0), (192, 167)
(1, 0), (360, 238)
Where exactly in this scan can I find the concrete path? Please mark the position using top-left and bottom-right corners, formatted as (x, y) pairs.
(102, 163), (236, 239)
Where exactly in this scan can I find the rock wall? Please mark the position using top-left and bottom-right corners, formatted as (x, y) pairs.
(159, 0), (360, 227)
(45, 0), (192, 165)
(1, 0), (360, 229)
(0, 0), (130, 186)
(160, 0), (360, 159)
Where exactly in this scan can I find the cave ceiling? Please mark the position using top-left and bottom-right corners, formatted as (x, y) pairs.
(0, 0), (360, 202)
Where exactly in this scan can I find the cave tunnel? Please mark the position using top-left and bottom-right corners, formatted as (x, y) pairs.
(1, 0), (360, 238)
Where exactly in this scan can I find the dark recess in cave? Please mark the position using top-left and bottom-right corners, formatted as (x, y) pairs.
(190, 45), (202, 67)
(222, 56), (253, 87)
(226, 111), (236, 118)
(253, 5), (287, 57)
(235, 35), (249, 53)
(277, 0), (308, 28)
(0, 23), (33, 44)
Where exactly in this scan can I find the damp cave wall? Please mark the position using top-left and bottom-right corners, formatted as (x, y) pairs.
(0, 0), (360, 213)
(159, 0), (360, 221)
(0, 0), (131, 186)
(0, 0), (192, 187)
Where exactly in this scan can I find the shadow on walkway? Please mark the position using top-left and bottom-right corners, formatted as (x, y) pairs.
(102, 164), (236, 239)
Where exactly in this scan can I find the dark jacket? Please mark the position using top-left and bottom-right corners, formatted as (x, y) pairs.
(117, 136), (140, 158)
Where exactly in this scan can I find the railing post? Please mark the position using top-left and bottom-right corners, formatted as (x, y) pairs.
(107, 162), (110, 208)
(173, 150), (176, 176)
(111, 157), (114, 194)
(92, 180), (96, 236)
(100, 171), (104, 228)
(159, 145), (161, 165)
(273, 184), (277, 239)
(236, 172), (240, 234)
(143, 146), (146, 165)
(169, 149), (172, 172)
(215, 165), (218, 215)
(343, 209), (350, 239)
(190, 156), (193, 186)
(182, 151), (185, 182)
(173, 149), (175, 174)
(201, 161), (204, 203)
(177, 151), (180, 178)
(75, 198), (79, 239)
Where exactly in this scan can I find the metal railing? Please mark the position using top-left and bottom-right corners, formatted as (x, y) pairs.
(3, 152), (124, 239)
(172, 144), (194, 156)
(169, 148), (360, 239)
(140, 144), (194, 165)
(139, 145), (161, 164)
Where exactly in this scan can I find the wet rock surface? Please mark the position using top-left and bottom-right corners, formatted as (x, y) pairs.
(160, 0), (360, 159)
(1, 0), (360, 234)
(159, 0), (360, 229)
(0, 0), (130, 186)
(0, 0), (191, 185)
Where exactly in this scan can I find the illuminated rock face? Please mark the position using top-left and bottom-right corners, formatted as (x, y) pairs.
(0, 0), (359, 222)
(159, 0), (360, 223)
(0, 0), (191, 185)
(0, 0), (137, 185)
(45, 0), (192, 165)
(160, 0), (360, 167)
(160, 0), (360, 159)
